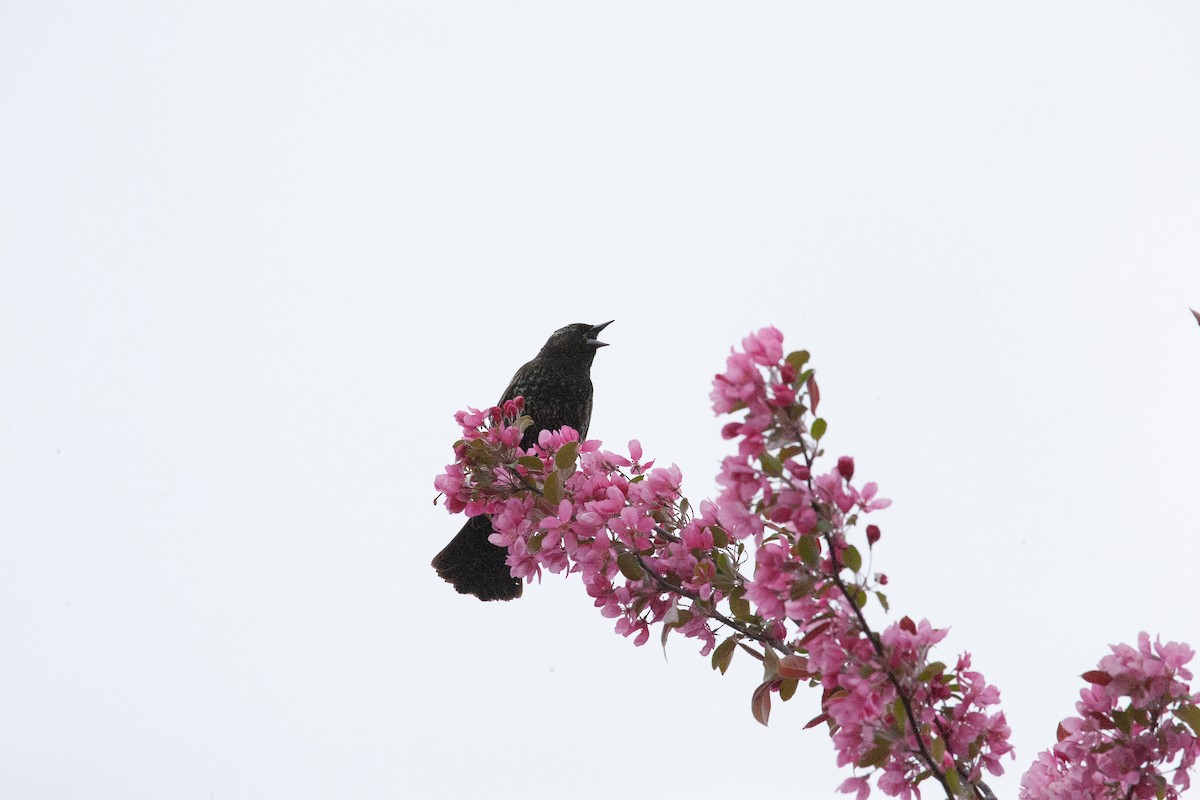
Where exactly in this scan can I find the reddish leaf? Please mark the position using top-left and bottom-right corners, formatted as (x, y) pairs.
(1082, 670), (1112, 686)
(1192, 307), (1200, 327)
(778, 654), (812, 680)
(752, 682), (773, 726)
(807, 373), (821, 413)
(803, 712), (830, 729)
(799, 620), (832, 647)
(1057, 722), (1069, 742)
(737, 641), (766, 662)
(900, 616), (917, 634)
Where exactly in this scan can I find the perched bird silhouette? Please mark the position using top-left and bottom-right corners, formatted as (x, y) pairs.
(432, 321), (613, 601)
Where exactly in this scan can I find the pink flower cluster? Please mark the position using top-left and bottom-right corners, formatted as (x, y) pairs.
(821, 618), (1012, 800)
(705, 329), (1014, 795)
(438, 399), (725, 654)
(1020, 632), (1200, 799)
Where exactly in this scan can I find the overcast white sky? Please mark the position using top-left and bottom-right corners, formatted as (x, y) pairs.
(2, 3), (1199, 798)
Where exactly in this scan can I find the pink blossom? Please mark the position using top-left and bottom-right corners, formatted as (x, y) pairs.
(839, 777), (870, 800)
(454, 406), (487, 429)
(814, 468), (855, 514)
(741, 325), (784, 367)
(854, 482), (892, 512)
(711, 351), (764, 414)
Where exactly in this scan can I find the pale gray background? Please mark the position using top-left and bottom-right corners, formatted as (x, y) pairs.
(2, 3), (1199, 798)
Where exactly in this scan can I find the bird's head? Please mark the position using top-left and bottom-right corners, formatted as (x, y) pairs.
(538, 321), (613, 362)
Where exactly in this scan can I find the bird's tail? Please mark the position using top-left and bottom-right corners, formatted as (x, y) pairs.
(431, 515), (523, 601)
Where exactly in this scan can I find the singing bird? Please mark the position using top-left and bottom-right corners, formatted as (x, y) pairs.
(432, 321), (613, 600)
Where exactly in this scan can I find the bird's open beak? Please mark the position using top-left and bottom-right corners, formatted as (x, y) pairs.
(587, 320), (613, 348)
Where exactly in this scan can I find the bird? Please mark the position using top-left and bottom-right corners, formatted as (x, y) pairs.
(432, 321), (613, 601)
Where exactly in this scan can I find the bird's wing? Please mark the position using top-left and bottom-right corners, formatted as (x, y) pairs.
(498, 359), (534, 405)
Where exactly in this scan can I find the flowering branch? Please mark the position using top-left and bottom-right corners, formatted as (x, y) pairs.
(435, 327), (1196, 800)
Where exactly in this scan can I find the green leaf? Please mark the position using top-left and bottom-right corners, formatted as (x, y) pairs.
(517, 455), (545, 472)
(918, 661), (947, 682)
(797, 535), (821, 567)
(1112, 708), (1132, 735)
(712, 635), (738, 674)
(779, 678), (798, 702)
(763, 646), (781, 680)
(554, 440), (580, 471)
(779, 445), (804, 461)
(892, 698), (907, 734)
(1129, 705), (1151, 727)
(759, 451), (783, 477)
(543, 471), (563, 505)
(730, 593), (753, 622)
(944, 769), (962, 796)
(930, 731), (945, 762)
(711, 526), (729, 548)
(1174, 703), (1200, 737)
(875, 591), (890, 612)
(617, 552), (645, 581)
(842, 545), (862, 573)
(856, 744), (889, 769)
(785, 350), (811, 373)
(811, 418), (827, 440)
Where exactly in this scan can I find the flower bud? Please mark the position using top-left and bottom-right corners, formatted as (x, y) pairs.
(837, 456), (855, 481)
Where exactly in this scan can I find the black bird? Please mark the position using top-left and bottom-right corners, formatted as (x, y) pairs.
(432, 321), (613, 601)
